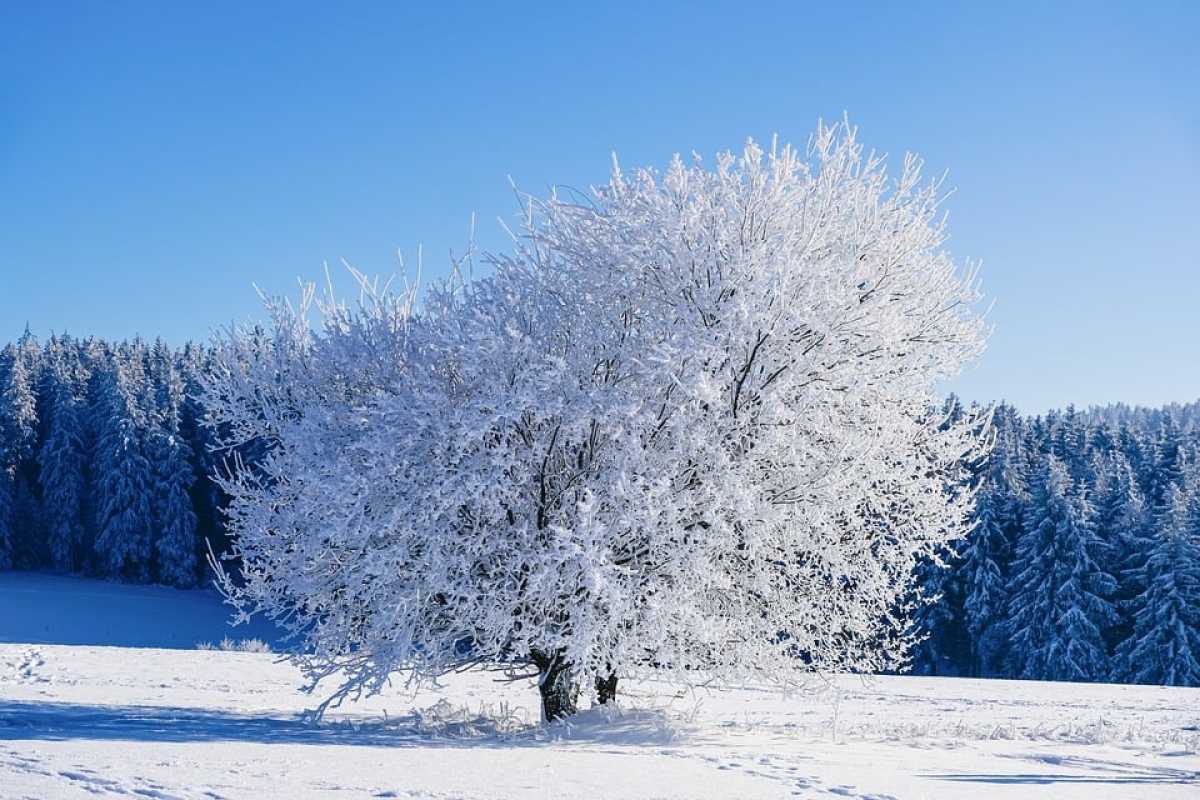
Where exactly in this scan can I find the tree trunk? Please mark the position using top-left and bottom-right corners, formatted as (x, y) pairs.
(595, 672), (618, 704)
(531, 649), (579, 722)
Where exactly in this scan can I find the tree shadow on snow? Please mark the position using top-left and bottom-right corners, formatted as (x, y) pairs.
(0, 699), (696, 750)
(930, 753), (1199, 785)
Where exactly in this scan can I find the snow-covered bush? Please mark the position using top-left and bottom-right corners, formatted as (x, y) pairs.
(205, 120), (988, 720)
(197, 636), (272, 653)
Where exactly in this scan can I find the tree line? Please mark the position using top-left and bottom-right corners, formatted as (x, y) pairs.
(2, 325), (1197, 688)
(911, 398), (1200, 687)
(0, 328), (231, 586)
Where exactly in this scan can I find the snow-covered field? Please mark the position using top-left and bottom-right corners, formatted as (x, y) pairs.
(1, 575), (1198, 799)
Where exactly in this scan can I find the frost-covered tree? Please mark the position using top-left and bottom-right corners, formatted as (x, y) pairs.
(149, 339), (184, 427)
(147, 428), (198, 586)
(142, 340), (199, 585)
(1053, 405), (1090, 481)
(206, 122), (988, 720)
(1095, 453), (1147, 555)
(0, 340), (41, 564)
(962, 404), (1025, 676)
(1006, 455), (1116, 682)
(1143, 418), (1186, 511)
(1, 339), (41, 469)
(178, 343), (224, 564)
(908, 396), (978, 677)
(1093, 451), (1151, 652)
(90, 354), (155, 581)
(907, 548), (967, 676)
(1116, 424), (1147, 481)
(1113, 485), (1200, 685)
(39, 364), (87, 571)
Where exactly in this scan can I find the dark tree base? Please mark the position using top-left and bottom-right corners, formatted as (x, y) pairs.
(531, 649), (579, 722)
(595, 672), (618, 704)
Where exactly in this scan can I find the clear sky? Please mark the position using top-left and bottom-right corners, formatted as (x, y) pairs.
(2, 2), (1197, 413)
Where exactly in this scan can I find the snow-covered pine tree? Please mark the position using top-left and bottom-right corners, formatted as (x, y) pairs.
(1088, 422), (1115, 458)
(146, 341), (198, 586)
(39, 352), (88, 571)
(90, 352), (156, 581)
(962, 403), (1025, 676)
(1035, 410), (1058, 456)
(1116, 424), (1147, 481)
(1113, 484), (1200, 686)
(0, 339), (41, 566)
(147, 427), (198, 586)
(1005, 455), (1117, 682)
(149, 339), (184, 427)
(77, 337), (113, 562)
(907, 547), (966, 676)
(908, 395), (976, 677)
(1093, 451), (1151, 654)
(1143, 417), (1186, 511)
(177, 343), (226, 569)
(1054, 405), (1090, 481)
(206, 122), (990, 720)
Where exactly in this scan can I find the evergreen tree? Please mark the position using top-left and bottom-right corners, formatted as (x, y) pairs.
(178, 344), (223, 568)
(1006, 455), (1117, 682)
(1113, 485), (1200, 685)
(1116, 423), (1146, 479)
(962, 405), (1024, 676)
(1093, 452), (1151, 652)
(0, 340), (41, 565)
(908, 395), (976, 676)
(1144, 417), (1186, 511)
(146, 342), (198, 586)
(149, 429), (198, 586)
(90, 356), (155, 581)
(149, 339), (184, 426)
(1089, 422), (1115, 458)
(908, 547), (968, 675)
(0, 342), (38, 473)
(39, 360), (87, 571)
(1053, 404), (1090, 480)
(77, 337), (110, 557)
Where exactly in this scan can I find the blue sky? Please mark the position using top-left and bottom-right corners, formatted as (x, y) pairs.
(2, 2), (1196, 413)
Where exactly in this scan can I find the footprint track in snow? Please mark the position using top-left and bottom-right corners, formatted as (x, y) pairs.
(687, 750), (835, 795)
(685, 750), (899, 798)
(56, 768), (189, 799)
(5, 648), (48, 685)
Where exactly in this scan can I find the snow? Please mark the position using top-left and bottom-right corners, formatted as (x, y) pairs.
(1, 575), (1198, 798)
(0, 572), (282, 650)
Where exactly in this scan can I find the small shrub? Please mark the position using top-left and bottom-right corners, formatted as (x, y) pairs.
(196, 637), (272, 653)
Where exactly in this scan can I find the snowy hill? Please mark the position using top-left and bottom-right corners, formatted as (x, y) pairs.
(1, 575), (1198, 799)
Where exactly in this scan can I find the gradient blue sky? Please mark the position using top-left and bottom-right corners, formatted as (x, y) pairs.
(2, 2), (1197, 413)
